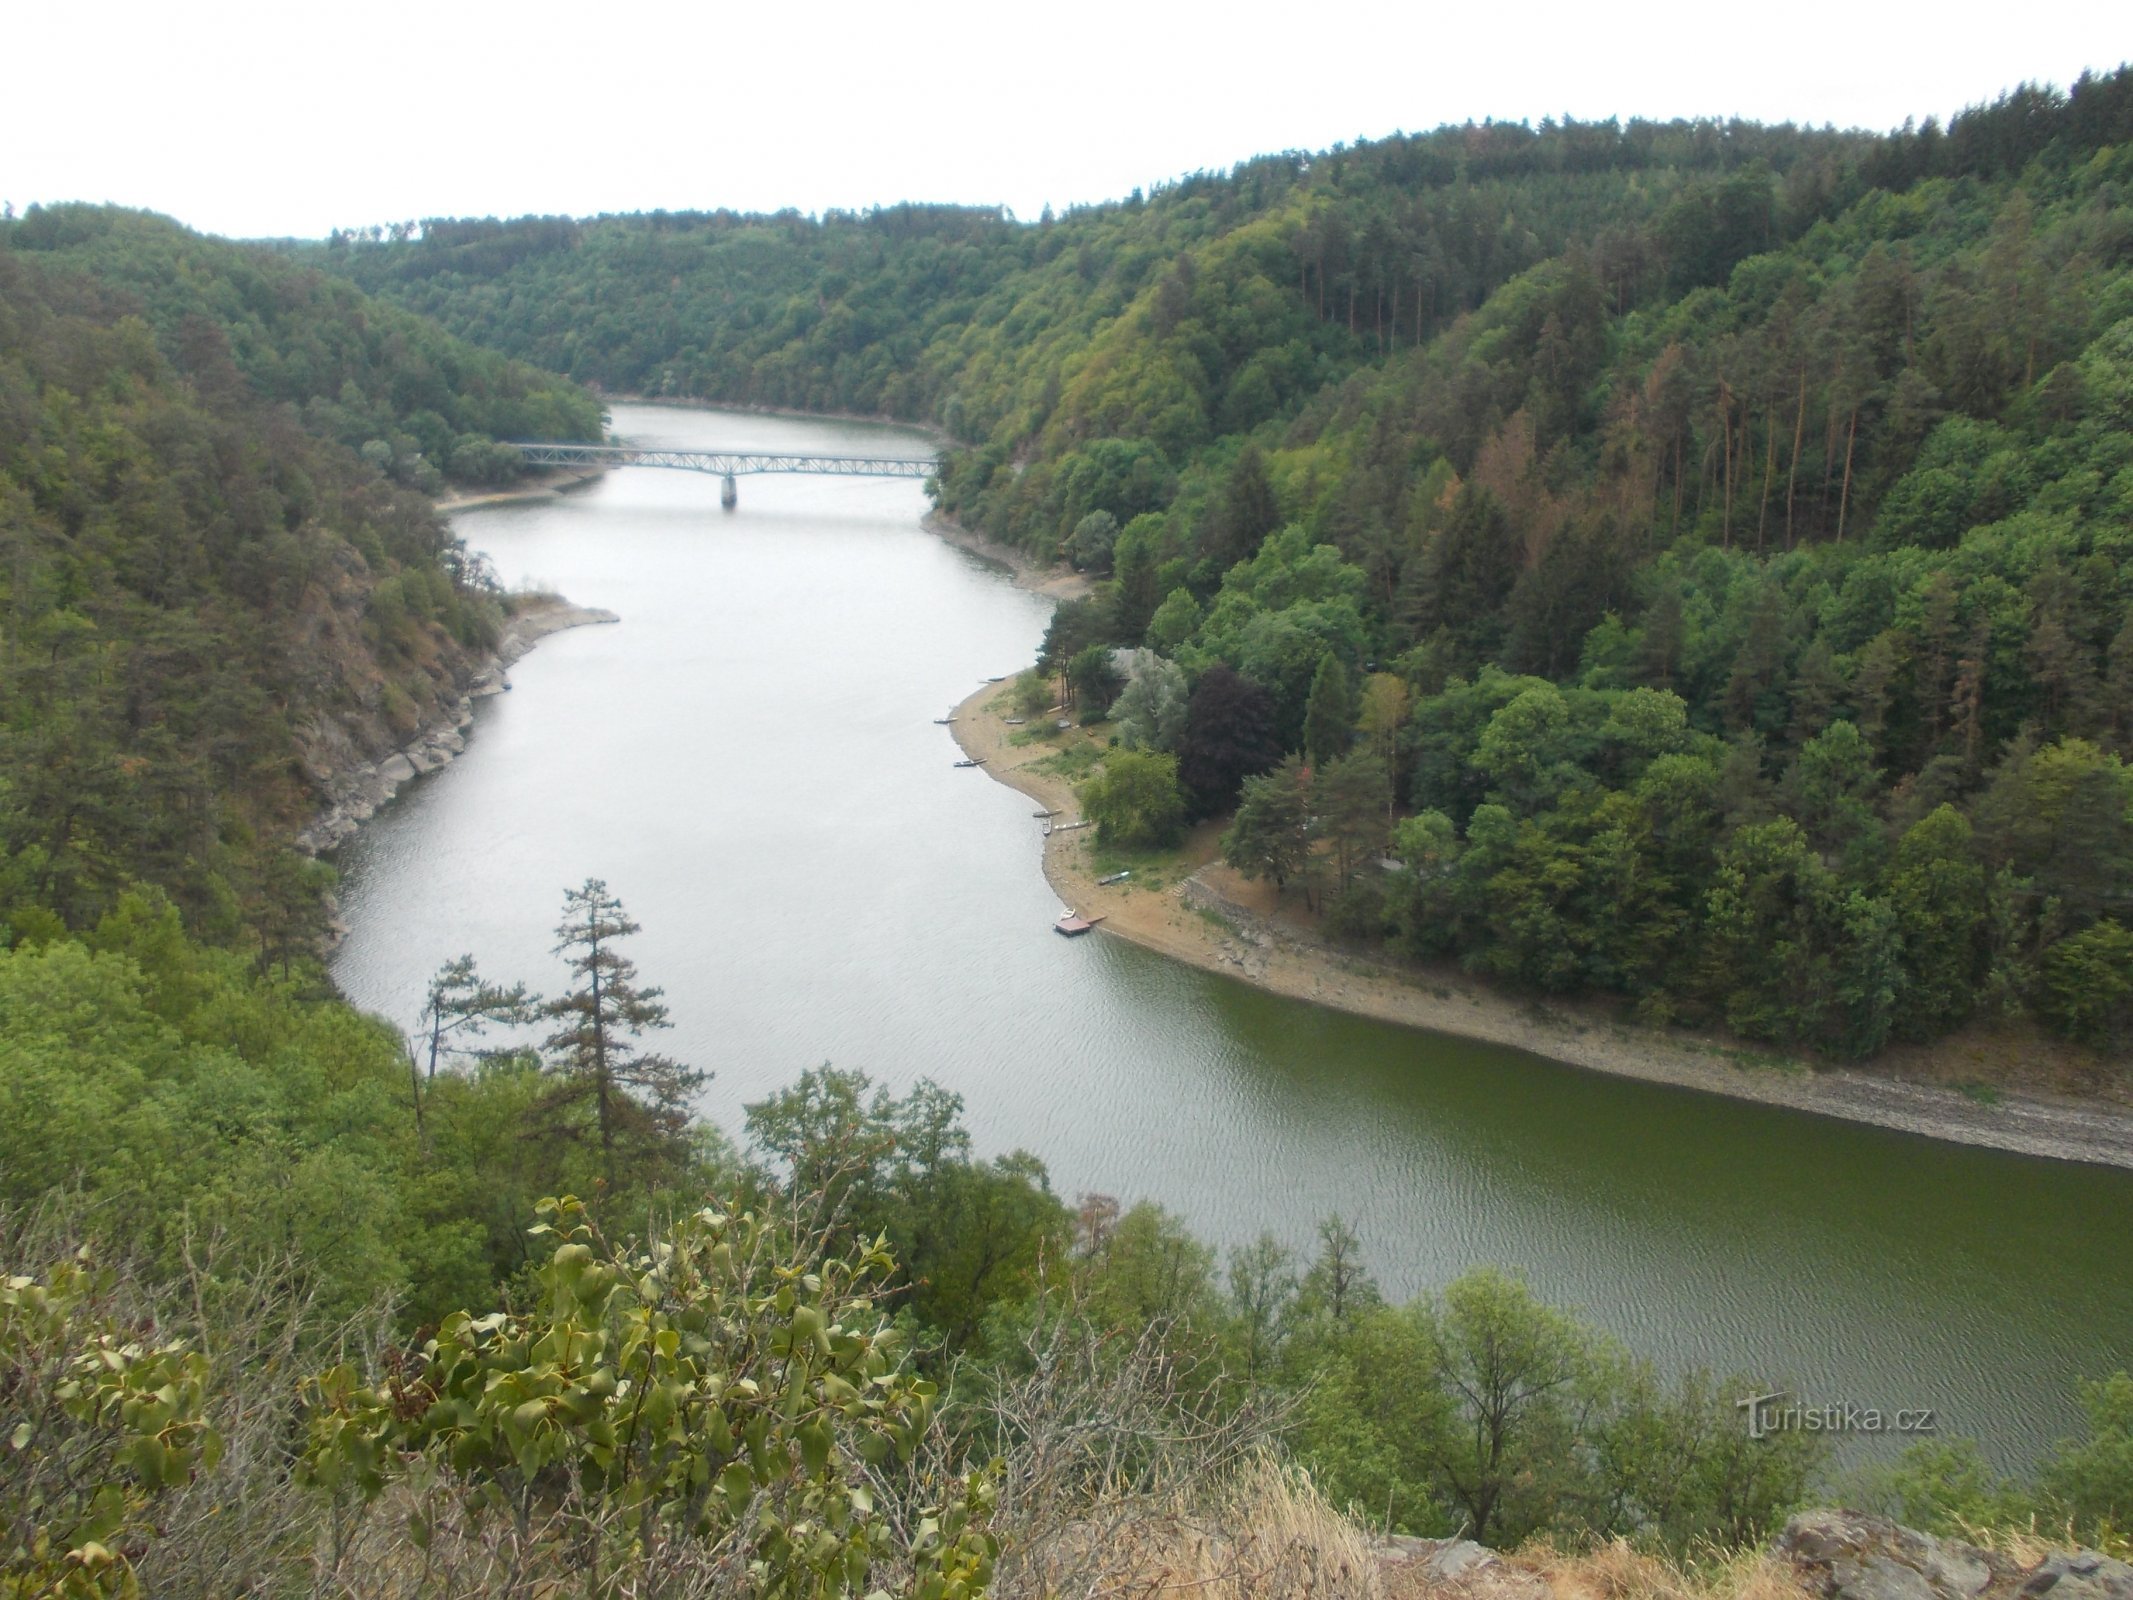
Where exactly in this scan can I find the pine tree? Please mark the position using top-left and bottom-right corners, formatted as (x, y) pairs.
(539, 879), (705, 1185)
(411, 953), (539, 1147)
(1199, 444), (1282, 572)
(417, 955), (539, 1081)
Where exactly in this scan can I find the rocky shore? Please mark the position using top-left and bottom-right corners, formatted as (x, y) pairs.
(295, 598), (617, 859)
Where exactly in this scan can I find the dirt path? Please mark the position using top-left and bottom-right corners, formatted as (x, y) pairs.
(950, 681), (2133, 1171)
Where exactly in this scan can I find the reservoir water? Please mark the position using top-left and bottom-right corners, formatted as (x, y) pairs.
(331, 403), (2133, 1470)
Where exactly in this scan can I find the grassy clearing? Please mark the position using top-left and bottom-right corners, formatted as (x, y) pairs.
(1030, 743), (1103, 780)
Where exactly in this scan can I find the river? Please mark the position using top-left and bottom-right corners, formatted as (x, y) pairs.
(330, 402), (2133, 1471)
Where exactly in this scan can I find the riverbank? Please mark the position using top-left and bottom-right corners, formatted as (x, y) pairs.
(947, 679), (2133, 1171)
(435, 464), (607, 513)
(924, 511), (1095, 602)
(298, 594), (618, 859)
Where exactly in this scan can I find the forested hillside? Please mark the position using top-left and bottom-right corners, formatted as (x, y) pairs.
(328, 72), (2133, 1065)
(0, 206), (603, 948)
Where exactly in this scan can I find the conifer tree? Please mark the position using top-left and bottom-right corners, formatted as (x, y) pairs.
(1303, 652), (1358, 767)
(539, 879), (705, 1185)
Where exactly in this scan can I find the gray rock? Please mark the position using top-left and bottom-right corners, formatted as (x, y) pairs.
(2020, 1552), (2133, 1600)
(377, 753), (416, 785)
(1780, 1512), (2000, 1600)
(1776, 1511), (2131, 1600)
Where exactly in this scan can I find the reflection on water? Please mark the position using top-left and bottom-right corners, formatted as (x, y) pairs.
(332, 405), (2133, 1469)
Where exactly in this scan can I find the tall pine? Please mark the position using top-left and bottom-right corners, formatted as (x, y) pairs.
(539, 879), (705, 1185)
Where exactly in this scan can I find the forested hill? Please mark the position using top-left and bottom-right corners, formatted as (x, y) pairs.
(326, 75), (2133, 1068)
(0, 206), (604, 951)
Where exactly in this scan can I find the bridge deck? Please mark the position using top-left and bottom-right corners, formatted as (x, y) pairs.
(511, 442), (936, 479)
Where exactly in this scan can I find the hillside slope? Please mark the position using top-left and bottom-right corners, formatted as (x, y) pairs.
(0, 207), (603, 948)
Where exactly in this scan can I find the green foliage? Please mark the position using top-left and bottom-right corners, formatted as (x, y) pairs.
(1841, 1437), (2026, 1536)
(6, 204), (602, 480)
(1065, 643), (1123, 716)
(1302, 652), (1358, 766)
(2, 1254), (218, 1597)
(1078, 750), (1186, 849)
(1010, 669), (1052, 719)
(299, 1195), (999, 1600)
(1223, 757), (1314, 895)
(2039, 921), (2133, 1050)
(1110, 653), (1190, 752)
(1277, 1256), (1823, 1549)
(536, 879), (706, 1185)
(742, 1067), (1069, 1353)
(2041, 1371), (2133, 1543)
(0, 209), (595, 947)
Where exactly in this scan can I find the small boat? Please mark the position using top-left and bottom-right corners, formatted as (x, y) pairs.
(933, 716), (957, 725)
(986, 675), (1008, 683)
(954, 758), (987, 769)
(1004, 717), (1027, 726)
(1055, 910), (1106, 936)
(1098, 870), (1131, 886)
(1032, 809), (1060, 818)
(1055, 719), (1072, 730)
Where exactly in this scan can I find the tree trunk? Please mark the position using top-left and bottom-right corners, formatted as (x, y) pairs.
(1820, 397), (1840, 530)
(1756, 397), (1777, 553)
(1672, 429), (1683, 533)
(590, 942), (613, 1182)
(1785, 370), (1806, 548)
(408, 1049), (428, 1151)
(1836, 406), (1859, 544)
(1719, 379), (1734, 547)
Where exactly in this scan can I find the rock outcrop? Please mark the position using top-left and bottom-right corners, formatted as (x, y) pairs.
(1775, 1512), (2132, 1600)
(1368, 1514), (2129, 1600)
(295, 601), (617, 858)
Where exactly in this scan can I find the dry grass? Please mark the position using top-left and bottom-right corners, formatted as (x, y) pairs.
(1513, 1540), (1814, 1600)
(1004, 1452), (1379, 1600)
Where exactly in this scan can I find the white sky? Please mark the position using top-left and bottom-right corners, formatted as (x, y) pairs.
(5, 0), (2127, 240)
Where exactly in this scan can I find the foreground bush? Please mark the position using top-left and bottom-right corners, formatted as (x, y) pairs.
(300, 1195), (998, 1599)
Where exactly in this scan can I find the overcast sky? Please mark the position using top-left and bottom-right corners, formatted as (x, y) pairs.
(6, 0), (2127, 240)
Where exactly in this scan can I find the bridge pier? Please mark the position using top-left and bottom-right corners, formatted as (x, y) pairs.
(720, 473), (737, 510)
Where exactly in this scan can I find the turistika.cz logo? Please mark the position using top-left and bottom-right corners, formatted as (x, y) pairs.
(1736, 1391), (1938, 1440)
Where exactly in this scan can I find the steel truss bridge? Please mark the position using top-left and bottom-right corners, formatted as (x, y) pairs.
(510, 441), (936, 504)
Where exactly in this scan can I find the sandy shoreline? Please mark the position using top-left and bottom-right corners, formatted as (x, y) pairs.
(946, 679), (2133, 1173)
(435, 465), (607, 513)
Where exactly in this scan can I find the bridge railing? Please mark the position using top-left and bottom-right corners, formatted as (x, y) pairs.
(509, 442), (937, 479)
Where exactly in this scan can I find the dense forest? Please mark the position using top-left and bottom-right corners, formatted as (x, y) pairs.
(0, 205), (602, 948)
(324, 71), (2133, 1065)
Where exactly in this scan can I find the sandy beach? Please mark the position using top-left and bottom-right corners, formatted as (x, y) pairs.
(948, 680), (2133, 1172)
